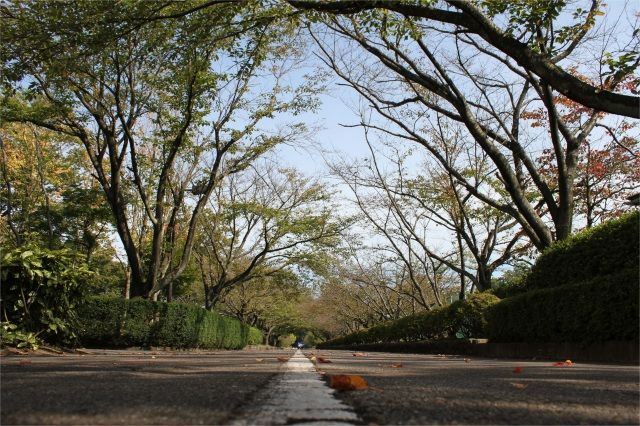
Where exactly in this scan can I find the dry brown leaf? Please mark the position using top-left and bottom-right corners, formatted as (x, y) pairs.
(390, 363), (403, 368)
(328, 374), (368, 391)
(510, 382), (528, 390)
(18, 360), (32, 366)
(352, 352), (367, 357)
(310, 356), (317, 362)
(513, 367), (523, 374)
(464, 358), (471, 363)
(317, 356), (332, 363)
(277, 356), (288, 363)
(255, 358), (264, 363)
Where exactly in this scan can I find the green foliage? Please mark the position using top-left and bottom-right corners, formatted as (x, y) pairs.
(1, 245), (91, 346)
(487, 268), (639, 342)
(277, 333), (296, 348)
(1, 322), (39, 349)
(77, 297), (258, 349)
(318, 293), (500, 347)
(489, 265), (530, 299)
(247, 327), (264, 345)
(526, 211), (639, 290)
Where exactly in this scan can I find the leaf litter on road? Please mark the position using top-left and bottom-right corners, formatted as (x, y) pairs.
(328, 374), (368, 391)
(553, 360), (574, 367)
(510, 382), (528, 390)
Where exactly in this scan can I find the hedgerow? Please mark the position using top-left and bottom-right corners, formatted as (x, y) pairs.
(487, 268), (639, 342)
(526, 211), (638, 290)
(318, 293), (500, 347)
(77, 296), (262, 349)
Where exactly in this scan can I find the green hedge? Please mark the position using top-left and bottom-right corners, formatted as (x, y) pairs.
(526, 211), (639, 290)
(247, 327), (264, 345)
(487, 268), (639, 343)
(319, 293), (500, 347)
(78, 297), (262, 349)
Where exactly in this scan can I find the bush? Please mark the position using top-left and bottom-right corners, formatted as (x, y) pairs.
(487, 268), (639, 343)
(1, 245), (91, 347)
(247, 327), (264, 345)
(77, 296), (256, 349)
(277, 333), (296, 347)
(318, 293), (500, 347)
(526, 211), (639, 290)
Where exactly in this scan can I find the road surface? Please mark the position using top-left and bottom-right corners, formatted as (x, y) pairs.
(1, 348), (638, 425)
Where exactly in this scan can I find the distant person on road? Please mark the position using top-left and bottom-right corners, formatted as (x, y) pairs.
(293, 338), (304, 349)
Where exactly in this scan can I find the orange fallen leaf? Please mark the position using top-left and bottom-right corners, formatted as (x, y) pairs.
(18, 360), (32, 366)
(553, 360), (574, 367)
(513, 367), (523, 374)
(390, 363), (403, 368)
(310, 356), (317, 362)
(510, 382), (528, 390)
(277, 357), (288, 362)
(328, 374), (368, 391)
(317, 356), (332, 363)
(352, 352), (367, 357)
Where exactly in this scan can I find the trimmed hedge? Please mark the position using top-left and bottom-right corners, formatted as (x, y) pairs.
(78, 297), (262, 349)
(319, 293), (500, 347)
(526, 211), (639, 290)
(487, 268), (639, 343)
(248, 327), (264, 345)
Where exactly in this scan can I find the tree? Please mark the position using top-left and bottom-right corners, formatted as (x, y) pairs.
(303, 0), (637, 251)
(2, 1), (319, 298)
(289, 0), (639, 118)
(218, 271), (310, 345)
(194, 164), (343, 309)
(330, 129), (528, 298)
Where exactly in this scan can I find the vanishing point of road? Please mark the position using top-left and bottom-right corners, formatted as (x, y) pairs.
(1, 348), (638, 425)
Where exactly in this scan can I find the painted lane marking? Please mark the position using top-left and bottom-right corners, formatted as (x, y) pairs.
(232, 350), (360, 425)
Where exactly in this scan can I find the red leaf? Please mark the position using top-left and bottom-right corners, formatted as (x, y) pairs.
(513, 367), (523, 374)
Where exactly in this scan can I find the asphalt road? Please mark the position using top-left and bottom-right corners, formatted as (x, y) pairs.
(308, 350), (640, 425)
(1, 348), (292, 425)
(1, 348), (638, 425)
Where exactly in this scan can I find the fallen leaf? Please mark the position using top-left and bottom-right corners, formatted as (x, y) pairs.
(310, 356), (317, 362)
(510, 382), (528, 390)
(255, 358), (264, 363)
(328, 374), (368, 391)
(390, 363), (403, 368)
(151, 356), (157, 359)
(277, 356), (288, 363)
(18, 360), (32, 366)
(352, 352), (367, 357)
(464, 358), (471, 363)
(317, 356), (332, 363)
(553, 360), (574, 367)
(513, 367), (523, 374)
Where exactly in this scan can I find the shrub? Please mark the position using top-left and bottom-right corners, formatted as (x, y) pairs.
(526, 211), (639, 290)
(486, 268), (639, 343)
(318, 293), (500, 347)
(247, 327), (264, 345)
(277, 333), (296, 347)
(77, 297), (254, 349)
(1, 245), (91, 347)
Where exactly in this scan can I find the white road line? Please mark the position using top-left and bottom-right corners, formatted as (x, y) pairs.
(232, 350), (361, 425)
